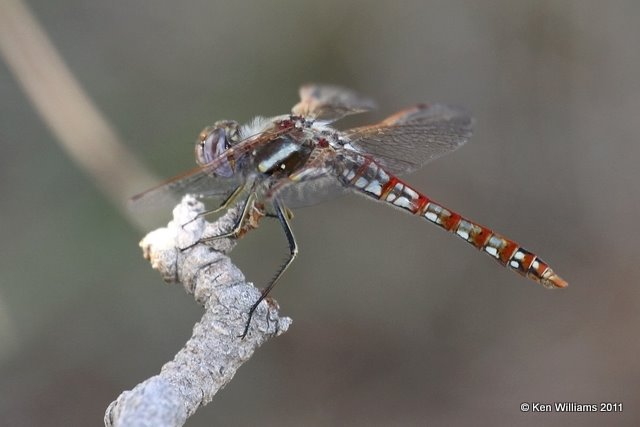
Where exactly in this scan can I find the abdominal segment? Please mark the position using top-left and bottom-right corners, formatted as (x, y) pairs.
(338, 155), (567, 289)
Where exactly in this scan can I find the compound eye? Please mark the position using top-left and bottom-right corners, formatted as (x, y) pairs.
(195, 126), (229, 166)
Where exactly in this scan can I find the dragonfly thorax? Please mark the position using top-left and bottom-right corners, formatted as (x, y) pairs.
(254, 134), (313, 176)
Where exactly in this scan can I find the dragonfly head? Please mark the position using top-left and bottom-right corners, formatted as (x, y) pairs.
(195, 120), (240, 167)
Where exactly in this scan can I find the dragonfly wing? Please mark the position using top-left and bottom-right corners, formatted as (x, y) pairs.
(344, 104), (473, 175)
(129, 165), (243, 212)
(278, 175), (347, 209)
(291, 84), (376, 122)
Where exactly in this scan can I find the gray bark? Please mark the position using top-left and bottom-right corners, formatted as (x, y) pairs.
(105, 196), (292, 427)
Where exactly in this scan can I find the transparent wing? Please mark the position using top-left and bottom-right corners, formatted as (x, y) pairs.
(291, 84), (376, 122)
(344, 104), (473, 175)
(130, 128), (286, 211)
(278, 175), (347, 208)
(129, 166), (243, 212)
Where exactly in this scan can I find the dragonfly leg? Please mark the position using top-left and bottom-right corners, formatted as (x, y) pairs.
(181, 184), (245, 228)
(180, 192), (256, 251)
(200, 192), (256, 241)
(240, 198), (298, 338)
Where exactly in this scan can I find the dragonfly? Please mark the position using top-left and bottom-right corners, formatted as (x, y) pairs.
(132, 84), (567, 337)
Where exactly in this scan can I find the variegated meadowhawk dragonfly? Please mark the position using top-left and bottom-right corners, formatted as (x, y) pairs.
(133, 84), (567, 337)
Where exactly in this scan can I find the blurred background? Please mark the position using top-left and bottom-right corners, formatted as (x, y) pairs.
(1, 0), (638, 425)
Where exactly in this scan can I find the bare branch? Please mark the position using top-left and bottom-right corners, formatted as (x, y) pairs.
(105, 196), (292, 427)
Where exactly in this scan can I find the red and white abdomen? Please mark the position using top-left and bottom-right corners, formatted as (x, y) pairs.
(337, 154), (567, 289)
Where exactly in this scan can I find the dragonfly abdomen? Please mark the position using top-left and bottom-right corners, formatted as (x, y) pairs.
(340, 157), (567, 289)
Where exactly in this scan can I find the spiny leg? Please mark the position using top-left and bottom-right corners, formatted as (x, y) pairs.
(181, 184), (246, 228)
(201, 192), (257, 241)
(180, 192), (255, 251)
(240, 198), (298, 338)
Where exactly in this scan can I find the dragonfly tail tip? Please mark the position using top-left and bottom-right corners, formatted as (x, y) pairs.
(542, 271), (568, 289)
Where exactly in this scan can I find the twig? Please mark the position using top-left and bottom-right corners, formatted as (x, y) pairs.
(104, 196), (292, 427)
